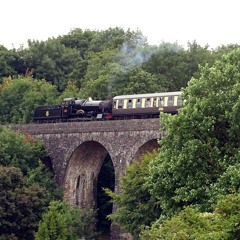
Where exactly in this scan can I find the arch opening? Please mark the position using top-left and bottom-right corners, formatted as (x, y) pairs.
(64, 141), (115, 238)
(133, 139), (159, 161)
(97, 153), (115, 237)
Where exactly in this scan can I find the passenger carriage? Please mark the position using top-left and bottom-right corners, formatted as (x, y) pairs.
(112, 92), (182, 119)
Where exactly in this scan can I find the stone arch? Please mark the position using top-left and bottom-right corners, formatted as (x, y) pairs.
(63, 140), (114, 209)
(133, 139), (159, 162)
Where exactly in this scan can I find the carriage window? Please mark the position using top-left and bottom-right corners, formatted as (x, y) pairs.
(153, 98), (157, 107)
(118, 100), (123, 108)
(177, 96), (182, 106)
(146, 98), (151, 107)
(136, 99), (141, 108)
(128, 99), (132, 108)
(168, 96), (174, 106)
(159, 97), (164, 106)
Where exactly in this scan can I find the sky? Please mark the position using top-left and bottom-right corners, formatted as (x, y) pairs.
(1, 0), (240, 50)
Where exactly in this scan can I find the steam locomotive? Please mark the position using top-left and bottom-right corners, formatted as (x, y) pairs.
(33, 91), (182, 123)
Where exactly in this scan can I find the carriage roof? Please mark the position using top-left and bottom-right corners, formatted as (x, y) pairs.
(113, 91), (182, 100)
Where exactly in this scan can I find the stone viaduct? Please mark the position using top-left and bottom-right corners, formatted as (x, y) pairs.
(11, 118), (163, 239)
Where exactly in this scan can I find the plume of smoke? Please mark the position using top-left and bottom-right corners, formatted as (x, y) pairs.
(107, 42), (157, 97)
(107, 40), (183, 97)
(119, 42), (156, 67)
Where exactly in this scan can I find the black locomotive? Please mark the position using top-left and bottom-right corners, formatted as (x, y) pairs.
(33, 97), (113, 123)
(33, 91), (182, 123)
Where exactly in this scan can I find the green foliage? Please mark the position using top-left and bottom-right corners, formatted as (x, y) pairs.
(0, 166), (48, 240)
(106, 151), (162, 239)
(79, 49), (118, 99)
(35, 201), (97, 240)
(24, 38), (83, 91)
(0, 126), (46, 175)
(185, 41), (216, 80)
(214, 193), (240, 239)
(0, 76), (58, 124)
(212, 44), (240, 61)
(58, 81), (81, 101)
(2, 28), (233, 101)
(148, 48), (240, 217)
(0, 45), (18, 81)
(143, 41), (215, 91)
(80, 44), (166, 98)
(1, 28), (240, 239)
(140, 193), (240, 240)
(23, 28), (146, 93)
(0, 28), (238, 102)
(87, 27), (147, 53)
(27, 161), (63, 202)
(111, 67), (167, 95)
(0, 126), (62, 198)
(210, 163), (240, 200)
(59, 28), (95, 58)
(0, 127), (62, 239)
(141, 207), (225, 240)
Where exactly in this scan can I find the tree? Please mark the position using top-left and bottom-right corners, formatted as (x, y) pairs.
(185, 40), (215, 80)
(27, 160), (63, 202)
(0, 126), (46, 174)
(0, 76), (58, 124)
(0, 126), (61, 197)
(0, 166), (48, 240)
(0, 45), (19, 82)
(110, 66), (167, 96)
(87, 27), (147, 53)
(147, 48), (240, 217)
(143, 41), (214, 91)
(212, 44), (240, 61)
(140, 193), (240, 240)
(78, 49), (117, 99)
(80, 43), (164, 99)
(35, 201), (97, 240)
(106, 151), (162, 239)
(22, 38), (82, 91)
(143, 42), (186, 91)
(0, 127), (62, 239)
(59, 28), (96, 58)
(58, 81), (81, 101)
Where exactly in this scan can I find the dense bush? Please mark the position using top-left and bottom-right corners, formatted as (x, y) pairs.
(140, 193), (240, 240)
(0, 77), (58, 124)
(0, 127), (62, 239)
(0, 166), (47, 239)
(35, 201), (97, 240)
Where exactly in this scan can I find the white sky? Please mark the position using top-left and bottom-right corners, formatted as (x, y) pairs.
(1, 0), (240, 49)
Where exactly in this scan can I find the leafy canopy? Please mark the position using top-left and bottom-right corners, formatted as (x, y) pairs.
(140, 193), (240, 240)
(0, 126), (62, 198)
(0, 127), (62, 239)
(0, 76), (58, 124)
(0, 126), (46, 175)
(148, 48), (240, 216)
(0, 166), (48, 240)
(35, 201), (96, 240)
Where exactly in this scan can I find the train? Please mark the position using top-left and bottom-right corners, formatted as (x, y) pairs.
(33, 91), (182, 123)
